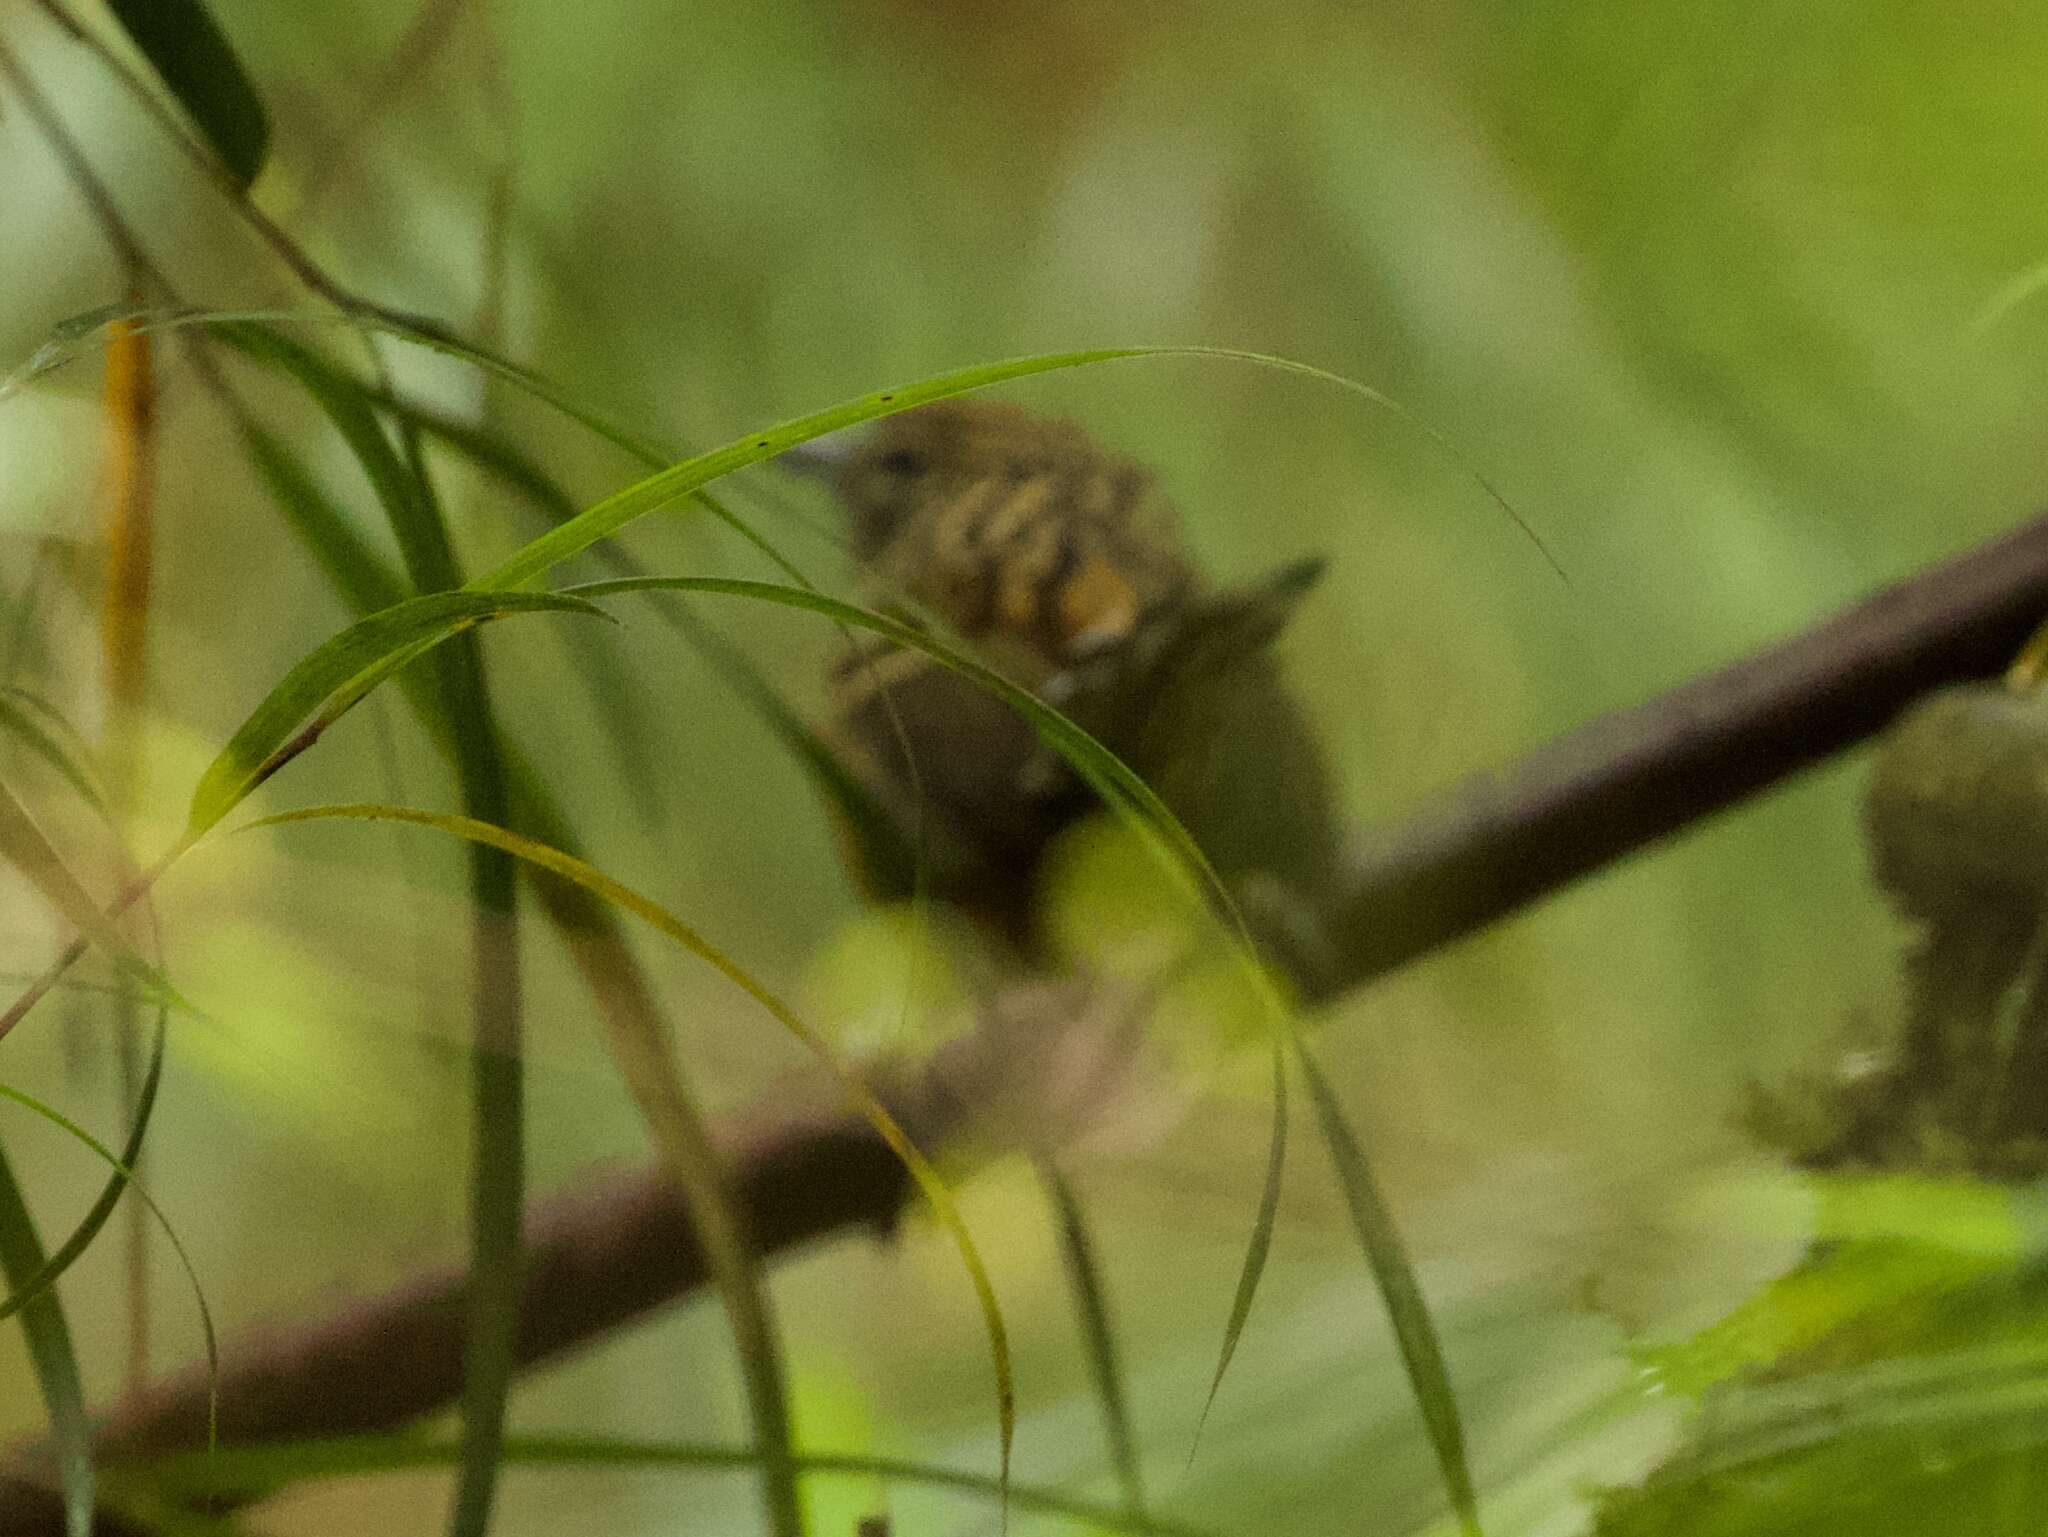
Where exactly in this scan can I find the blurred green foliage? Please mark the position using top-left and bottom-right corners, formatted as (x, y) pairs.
(7, 1), (2048, 1532)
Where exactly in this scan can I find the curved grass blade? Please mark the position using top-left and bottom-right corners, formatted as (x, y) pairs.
(1297, 1044), (1479, 1536)
(568, 577), (1477, 1519)
(252, 806), (1005, 1531)
(0, 775), (136, 966)
(210, 324), (456, 586)
(0, 1137), (92, 1536)
(560, 579), (1220, 895)
(1039, 1159), (1144, 1514)
(378, 393), (921, 893)
(0, 1008), (165, 1324)
(468, 346), (1539, 592)
(231, 411), (408, 615)
(184, 589), (607, 840)
(17, 308), (1557, 579)
(101, 0), (269, 188)
(1191, 1046), (1288, 1462)
(0, 688), (109, 816)
(132, 1434), (1224, 1537)
(228, 326), (773, 1533)
(0, 1077), (219, 1523)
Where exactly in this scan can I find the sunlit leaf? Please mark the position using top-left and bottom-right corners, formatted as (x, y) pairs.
(184, 590), (607, 840)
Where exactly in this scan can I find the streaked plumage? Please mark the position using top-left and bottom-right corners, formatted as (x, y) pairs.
(812, 399), (1338, 969)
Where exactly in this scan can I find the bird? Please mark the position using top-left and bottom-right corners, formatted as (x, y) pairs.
(783, 398), (1341, 983)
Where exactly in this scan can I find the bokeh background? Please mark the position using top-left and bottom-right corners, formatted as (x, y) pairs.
(5, 1), (2048, 1532)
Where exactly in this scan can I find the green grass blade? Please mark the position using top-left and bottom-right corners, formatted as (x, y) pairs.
(0, 1009), (165, 1323)
(0, 1137), (93, 1536)
(0, 1077), (221, 1527)
(241, 362), (537, 1537)
(216, 335), (804, 1535)
(253, 808), (928, 1536)
(1039, 1159), (1145, 1514)
(131, 1434), (1226, 1537)
(101, 0), (269, 188)
(0, 774), (136, 965)
(212, 325), (459, 587)
(184, 589), (607, 839)
(24, 309), (1553, 578)
(1296, 1043), (1480, 1537)
(470, 352), (1175, 592)
(230, 411), (409, 614)
(0, 688), (110, 816)
(565, 577), (1473, 1520)
(1192, 1045), (1287, 1459)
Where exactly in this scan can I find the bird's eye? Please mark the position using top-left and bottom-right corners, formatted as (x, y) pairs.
(876, 449), (926, 478)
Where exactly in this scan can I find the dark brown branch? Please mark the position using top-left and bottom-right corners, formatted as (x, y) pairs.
(0, 505), (2038, 1537)
(1316, 507), (2048, 997)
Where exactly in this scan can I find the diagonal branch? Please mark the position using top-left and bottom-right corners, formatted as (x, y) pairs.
(5, 504), (2046, 1537)
(1316, 506), (2048, 997)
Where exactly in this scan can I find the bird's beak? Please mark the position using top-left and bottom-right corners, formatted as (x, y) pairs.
(776, 428), (861, 482)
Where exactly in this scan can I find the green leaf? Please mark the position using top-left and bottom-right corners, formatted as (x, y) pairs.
(0, 1138), (93, 1537)
(0, 1010), (165, 1324)
(1193, 1045), (1288, 1459)
(1041, 1159), (1145, 1515)
(184, 589), (607, 840)
(251, 807), (926, 1537)
(1297, 1043), (1480, 1537)
(103, 0), (270, 188)
(0, 1075), (220, 1532)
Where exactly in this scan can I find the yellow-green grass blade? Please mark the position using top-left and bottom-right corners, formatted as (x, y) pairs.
(252, 807), (1011, 1533)
(184, 590), (607, 840)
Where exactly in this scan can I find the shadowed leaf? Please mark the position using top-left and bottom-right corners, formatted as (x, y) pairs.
(103, 0), (270, 188)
